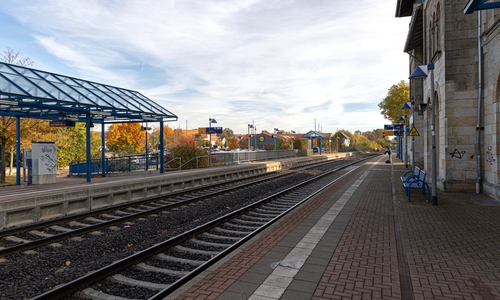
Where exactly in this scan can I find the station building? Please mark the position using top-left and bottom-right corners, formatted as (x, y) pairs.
(397, 0), (500, 199)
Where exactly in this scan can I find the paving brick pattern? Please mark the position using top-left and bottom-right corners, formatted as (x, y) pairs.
(395, 168), (500, 299)
(172, 160), (500, 300)
(313, 162), (401, 300)
(174, 166), (367, 300)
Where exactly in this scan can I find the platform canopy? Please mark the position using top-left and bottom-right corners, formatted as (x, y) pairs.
(302, 130), (326, 139)
(0, 62), (178, 123)
(464, 0), (500, 14)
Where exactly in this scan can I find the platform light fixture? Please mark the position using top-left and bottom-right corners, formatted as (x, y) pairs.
(142, 116), (157, 121)
(0, 100), (18, 105)
(409, 62), (437, 205)
(248, 124), (254, 151)
(89, 110), (111, 116)
(209, 118), (217, 167)
(274, 128), (279, 150)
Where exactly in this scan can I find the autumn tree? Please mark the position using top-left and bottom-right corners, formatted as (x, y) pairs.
(227, 137), (239, 150)
(165, 136), (207, 169)
(56, 124), (102, 166)
(106, 123), (144, 155)
(293, 138), (307, 150)
(220, 128), (233, 141)
(0, 48), (35, 183)
(17, 120), (103, 168)
(276, 136), (292, 150)
(378, 80), (410, 124)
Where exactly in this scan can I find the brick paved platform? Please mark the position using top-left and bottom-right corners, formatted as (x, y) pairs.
(167, 156), (500, 300)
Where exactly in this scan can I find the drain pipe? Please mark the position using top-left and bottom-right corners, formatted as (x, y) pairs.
(475, 11), (483, 194)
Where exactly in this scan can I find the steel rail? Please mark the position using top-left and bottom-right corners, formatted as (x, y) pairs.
(1, 158), (351, 256)
(0, 170), (289, 257)
(0, 156), (340, 238)
(30, 156), (374, 300)
(0, 172), (275, 237)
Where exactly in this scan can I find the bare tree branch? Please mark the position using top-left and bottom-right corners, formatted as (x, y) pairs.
(1, 47), (34, 66)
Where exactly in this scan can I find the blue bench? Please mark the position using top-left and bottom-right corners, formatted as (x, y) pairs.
(401, 166), (420, 183)
(402, 169), (430, 202)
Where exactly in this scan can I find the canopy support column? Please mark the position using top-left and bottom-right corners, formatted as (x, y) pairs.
(101, 121), (106, 178)
(86, 114), (92, 183)
(16, 117), (21, 185)
(160, 120), (164, 173)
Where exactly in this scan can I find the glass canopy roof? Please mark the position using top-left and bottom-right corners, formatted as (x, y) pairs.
(0, 62), (178, 123)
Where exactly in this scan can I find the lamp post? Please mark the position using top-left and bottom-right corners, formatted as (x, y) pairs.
(401, 101), (412, 169)
(409, 62), (437, 205)
(248, 124), (253, 150)
(254, 126), (257, 150)
(398, 115), (408, 168)
(274, 128), (279, 150)
(209, 118), (217, 167)
(411, 101), (415, 169)
(141, 124), (152, 170)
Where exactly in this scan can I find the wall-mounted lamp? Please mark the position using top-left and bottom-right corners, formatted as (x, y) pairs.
(418, 103), (428, 111)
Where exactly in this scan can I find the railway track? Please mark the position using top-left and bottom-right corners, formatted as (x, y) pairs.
(0, 154), (377, 299)
(0, 158), (346, 258)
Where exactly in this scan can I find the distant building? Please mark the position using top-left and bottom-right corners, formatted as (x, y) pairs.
(339, 132), (350, 148)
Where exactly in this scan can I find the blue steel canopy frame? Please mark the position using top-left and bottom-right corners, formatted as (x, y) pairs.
(465, 0), (500, 14)
(302, 130), (326, 154)
(0, 62), (178, 184)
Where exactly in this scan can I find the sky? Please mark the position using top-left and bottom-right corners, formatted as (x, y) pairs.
(0, 0), (410, 135)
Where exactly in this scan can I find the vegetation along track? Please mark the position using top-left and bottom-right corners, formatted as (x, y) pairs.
(0, 154), (377, 299)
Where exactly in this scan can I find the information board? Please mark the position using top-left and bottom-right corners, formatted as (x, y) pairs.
(199, 127), (223, 134)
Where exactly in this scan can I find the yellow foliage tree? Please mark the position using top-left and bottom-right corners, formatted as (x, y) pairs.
(378, 80), (410, 124)
(106, 123), (144, 155)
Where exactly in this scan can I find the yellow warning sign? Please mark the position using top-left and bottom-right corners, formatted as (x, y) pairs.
(409, 125), (420, 136)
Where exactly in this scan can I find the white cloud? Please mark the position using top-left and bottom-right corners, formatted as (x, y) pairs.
(1, 0), (410, 134)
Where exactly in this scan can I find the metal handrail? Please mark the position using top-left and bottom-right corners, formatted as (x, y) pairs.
(164, 157), (182, 170)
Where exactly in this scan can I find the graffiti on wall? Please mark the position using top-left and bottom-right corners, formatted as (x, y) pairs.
(449, 149), (465, 159)
(486, 146), (496, 165)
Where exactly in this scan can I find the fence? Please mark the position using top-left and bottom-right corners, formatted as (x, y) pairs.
(69, 150), (296, 175)
(210, 150), (295, 165)
(69, 153), (160, 175)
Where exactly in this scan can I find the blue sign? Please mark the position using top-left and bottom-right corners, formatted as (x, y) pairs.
(394, 124), (404, 130)
(394, 130), (404, 136)
(384, 124), (394, 130)
(206, 127), (223, 134)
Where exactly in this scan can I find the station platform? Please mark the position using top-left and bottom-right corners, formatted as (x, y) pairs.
(0, 155), (343, 229)
(168, 156), (500, 300)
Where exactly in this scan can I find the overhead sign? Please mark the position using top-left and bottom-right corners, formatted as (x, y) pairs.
(199, 127), (223, 134)
(49, 120), (76, 127)
(409, 125), (420, 136)
(393, 124), (404, 131)
(207, 127), (223, 134)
